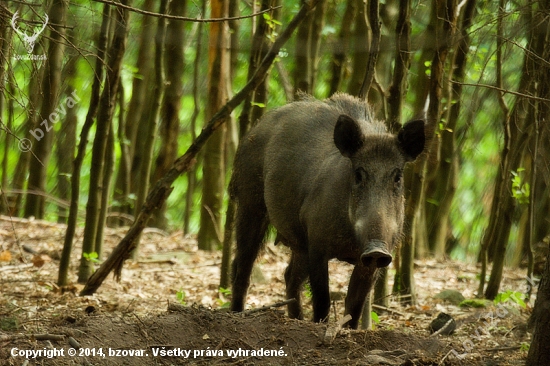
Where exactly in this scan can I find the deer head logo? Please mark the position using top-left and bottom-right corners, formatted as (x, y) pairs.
(11, 11), (49, 54)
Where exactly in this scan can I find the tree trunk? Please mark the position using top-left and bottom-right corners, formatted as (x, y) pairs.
(78, 1), (130, 283)
(184, 0), (207, 235)
(424, 0), (476, 258)
(482, 0), (547, 299)
(358, 0), (381, 100)
(0, 20), (13, 214)
(55, 29), (78, 224)
(130, 0), (168, 259)
(294, 0), (314, 95)
(58, 4), (111, 287)
(24, 2), (66, 219)
(95, 121), (115, 258)
(11, 48), (44, 216)
(112, 0), (156, 224)
(373, 0), (411, 311)
(347, 0), (369, 96)
(527, 249), (550, 364)
(197, 0), (230, 251)
(398, 0), (458, 305)
(150, 0), (186, 230)
(237, 0), (273, 138)
(328, 0), (356, 96)
(308, 0), (327, 92)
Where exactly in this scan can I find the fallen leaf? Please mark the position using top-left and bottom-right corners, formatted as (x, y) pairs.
(0, 250), (12, 261)
(32, 254), (51, 268)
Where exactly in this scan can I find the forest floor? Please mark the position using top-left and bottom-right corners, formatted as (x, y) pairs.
(0, 215), (534, 365)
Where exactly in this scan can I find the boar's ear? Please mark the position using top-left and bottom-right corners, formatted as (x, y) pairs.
(397, 119), (425, 161)
(334, 114), (364, 158)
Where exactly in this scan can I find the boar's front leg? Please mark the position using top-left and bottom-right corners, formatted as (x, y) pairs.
(344, 265), (378, 329)
(284, 250), (309, 320)
(308, 250), (331, 323)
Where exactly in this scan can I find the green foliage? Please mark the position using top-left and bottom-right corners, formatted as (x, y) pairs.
(511, 168), (530, 205)
(494, 290), (526, 309)
(176, 289), (187, 305)
(304, 283), (312, 299)
(263, 13), (282, 42)
(82, 252), (100, 264)
(520, 342), (530, 352)
(217, 287), (232, 308)
(370, 311), (379, 329)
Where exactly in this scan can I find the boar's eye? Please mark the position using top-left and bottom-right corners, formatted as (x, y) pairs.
(393, 169), (403, 188)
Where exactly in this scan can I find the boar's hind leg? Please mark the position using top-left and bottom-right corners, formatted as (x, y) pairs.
(284, 251), (309, 320)
(344, 266), (378, 329)
(308, 251), (330, 323)
(230, 204), (269, 313)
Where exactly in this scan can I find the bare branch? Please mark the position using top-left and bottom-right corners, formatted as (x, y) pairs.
(451, 80), (550, 103)
(92, 0), (281, 22)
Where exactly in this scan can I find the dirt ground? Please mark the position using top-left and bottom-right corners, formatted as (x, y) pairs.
(0, 216), (533, 365)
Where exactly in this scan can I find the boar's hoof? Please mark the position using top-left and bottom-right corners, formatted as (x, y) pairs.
(360, 249), (392, 268)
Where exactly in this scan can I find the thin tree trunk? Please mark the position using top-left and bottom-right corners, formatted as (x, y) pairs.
(358, 0), (380, 101)
(12, 47), (44, 216)
(78, 1), (131, 283)
(372, 0), (411, 311)
(399, 0), (458, 305)
(58, 4), (111, 287)
(56, 29), (79, 224)
(197, 0), (230, 251)
(527, 249), (550, 364)
(150, 0), (186, 230)
(328, 0), (355, 96)
(95, 121), (115, 259)
(237, 0), (272, 138)
(347, 0), (369, 96)
(81, 1), (317, 296)
(308, 0), (326, 92)
(184, 0), (207, 235)
(24, 2), (66, 219)
(424, 0), (476, 258)
(112, 0), (155, 223)
(482, 0), (545, 299)
(0, 20), (13, 214)
(294, 0), (313, 95)
(130, 0), (168, 259)
(385, 0), (411, 132)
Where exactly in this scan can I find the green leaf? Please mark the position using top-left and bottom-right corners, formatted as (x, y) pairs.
(176, 289), (186, 305)
(219, 287), (232, 296)
(83, 252), (100, 263)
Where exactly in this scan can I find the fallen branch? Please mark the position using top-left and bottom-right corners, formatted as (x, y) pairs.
(80, 0), (319, 296)
(324, 314), (352, 344)
(372, 304), (405, 317)
(243, 298), (296, 315)
(34, 334), (66, 342)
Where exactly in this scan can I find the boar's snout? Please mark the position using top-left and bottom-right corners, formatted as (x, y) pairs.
(360, 241), (392, 268)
